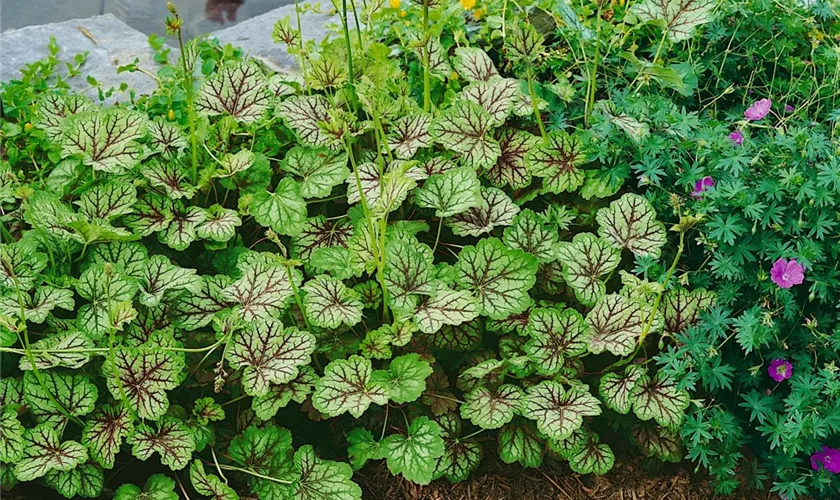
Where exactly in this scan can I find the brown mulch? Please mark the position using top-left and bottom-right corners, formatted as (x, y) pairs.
(355, 459), (781, 500)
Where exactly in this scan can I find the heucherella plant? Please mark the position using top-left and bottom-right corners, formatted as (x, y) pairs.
(7, 0), (815, 497)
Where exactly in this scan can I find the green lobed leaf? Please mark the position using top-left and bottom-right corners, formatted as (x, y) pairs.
(312, 355), (388, 418)
(460, 384), (523, 429)
(452, 47), (499, 82)
(596, 193), (667, 258)
(129, 417), (196, 471)
(430, 101), (501, 170)
(24, 371), (98, 426)
(415, 167), (483, 218)
(383, 416), (445, 485)
(502, 209), (560, 264)
(387, 114), (433, 160)
(455, 238), (538, 320)
(61, 110), (147, 173)
(0, 408), (24, 464)
(195, 61), (271, 122)
(114, 473), (178, 500)
(524, 307), (588, 375)
(302, 275), (364, 329)
(190, 460), (239, 500)
(448, 187), (519, 237)
(371, 353), (432, 404)
(103, 342), (185, 420)
(631, 374), (690, 428)
(631, 0), (716, 42)
(433, 413), (483, 483)
(222, 251), (302, 321)
(81, 404), (135, 469)
(556, 233), (621, 306)
(46, 463), (104, 499)
(568, 434), (615, 475)
(14, 425), (88, 481)
(484, 129), (538, 189)
(526, 131), (585, 194)
(522, 381), (601, 441)
(598, 365), (645, 415)
(293, 445), (362, 500)
(497, 419), (544, 468)
(250, 177), (308, 237)
(585, 293), (660, 356)
(279, 146), (349, 199)
(413, 287), (481, 335)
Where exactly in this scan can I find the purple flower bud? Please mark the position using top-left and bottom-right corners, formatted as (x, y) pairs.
(784, 104), (795, 113)
(768, 359), (793, 382)
(729, 130), (744, 146)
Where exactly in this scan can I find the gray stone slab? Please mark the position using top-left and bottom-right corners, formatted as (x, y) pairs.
(0, 14), (167, 103)
(209, 5), (346, 72)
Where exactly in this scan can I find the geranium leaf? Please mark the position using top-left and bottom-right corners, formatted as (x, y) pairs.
(251, 177), (308, 237)
(598, 365), (645, 414)
(138, 255), (201, 307)
(312, 355), (388, 417)
(452, 47), (499, 82)
(414, 288), (481, 334)
(415, 167), (482, 218)
(387, 114), (433, 160)
(196, 204), (242, 242)
(460, 384), (523, 429)
(526, 130), (585, 194)
(0, 408), (24, 463)
(568, 434), (614, 475)
(276, 95), (336, 148)
(631, 374), (690, 428)
(46, 462), (104, 499)
(383, 416), (445, 485)
(24, 371), (97, 426)
(596, 193), (667, 258)
(227, 319), (316, 396)
(292, 445), (362, 500)
(302, 275), (363, 329)
(460, 78), (519, 126)
(252, 366), (317, 420)
(147, 118), (187, 158)
(525, 308), (588, 375)
(222, 251), (301, 321)
(497, 419), (544, 468)
(190, 460), (239, 500)
(81, 404), (134, 469)
(371, 353), (432, 404)
(13, 425), (87, 481)
(76, 181), (137, 221)
(141, 160), (195, 200)
(663, 287), (715, 334)
(114, 474), (178, 500)
(62, 110), (147, 173)
(449, 187), (519, 237)
(586, 293), (660, 356)
(502, 209), (560, 264)
(484, 129), (537, 188)
(129, 417), (196, 470)
(631, 0), (716, 42)
(279, 147), (349, 199)
(433, 413), (483, 483)
(196, 61), (271, 122)
(384, 237), (435, 311)
(455, 238), (538, 320)
(430, 101), (501, 170)
(556, 233), (621, 306)
(103, 343), (185, 420)
(522, 381), (601, 440)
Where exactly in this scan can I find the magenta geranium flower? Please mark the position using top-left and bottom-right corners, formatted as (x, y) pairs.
(811, 446), (840, 474)
(768, 359), (793, 382)
(729, 130), (744, 146)
(745, 98), (772, 121)
(691, 176), (714, 198)
(770, 258), (805, 288)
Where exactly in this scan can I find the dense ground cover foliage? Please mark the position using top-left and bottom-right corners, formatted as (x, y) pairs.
(1, 0), (839, 498)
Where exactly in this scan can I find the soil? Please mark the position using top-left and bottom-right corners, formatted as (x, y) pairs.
(355, 458), (781, 500)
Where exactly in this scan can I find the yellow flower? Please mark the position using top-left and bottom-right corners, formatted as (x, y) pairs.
(449, 70), (459, 81)
(24, 122), (33, 133)
(398, 9), (407, 17)
(460, 0), (476, 10)
(472, 7), (485, 20)
(168, 109), (175, 121)
(390, 0), (400, 8)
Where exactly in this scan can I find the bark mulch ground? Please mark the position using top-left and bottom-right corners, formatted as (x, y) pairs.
(356, 458), (781, 500)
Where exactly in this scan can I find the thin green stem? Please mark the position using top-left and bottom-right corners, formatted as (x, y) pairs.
(218, 464), (293, 485)
(176, 31), (198, 186)
(422, 2), (431, 112)
(432, 217), (444, 254)
(526, 65), (547, 142)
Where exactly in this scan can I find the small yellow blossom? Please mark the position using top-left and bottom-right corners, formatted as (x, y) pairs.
(449, 70), (459, 81)
(398, 9), (407, 17)
(472, 7), (485, 20)
(24, 122), (34, 132)
(460, 0), (477, 10)
(168, 109), (175, 120)
(389, 0), (400, 8)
